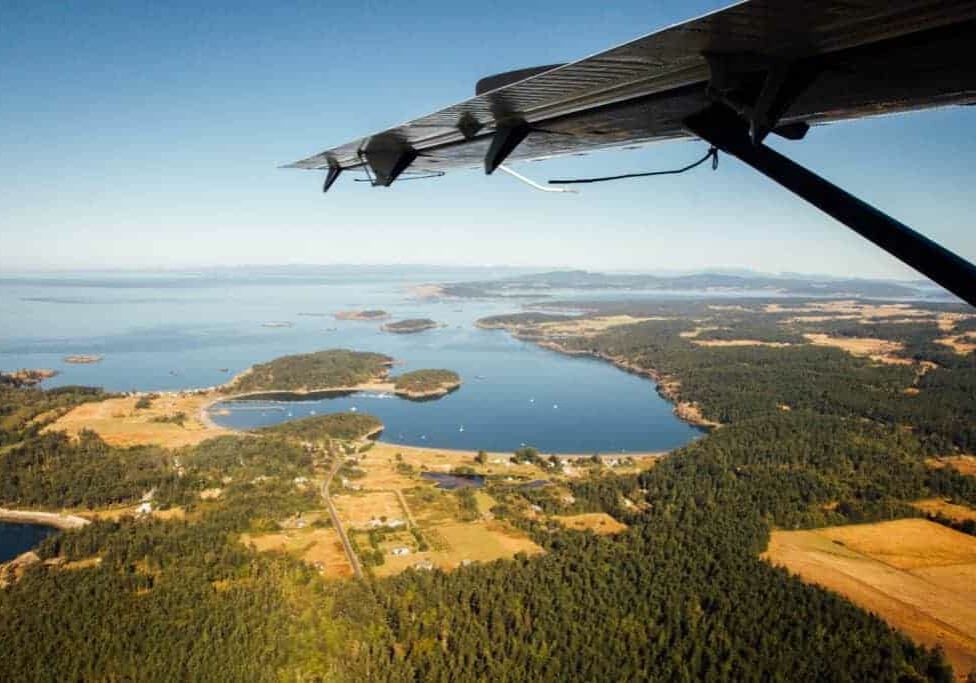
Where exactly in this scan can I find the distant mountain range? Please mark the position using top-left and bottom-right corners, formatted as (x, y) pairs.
(440, 269), (948, 300)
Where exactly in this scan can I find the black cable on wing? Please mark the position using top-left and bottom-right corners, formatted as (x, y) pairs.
(354, 171), (445, 183)
(548, 146), (718, 185)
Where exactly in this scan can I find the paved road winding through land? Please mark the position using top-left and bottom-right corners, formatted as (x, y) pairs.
(322, 457), (363, 580)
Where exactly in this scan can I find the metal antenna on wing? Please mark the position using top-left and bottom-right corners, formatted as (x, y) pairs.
(497, 164), (579, 194)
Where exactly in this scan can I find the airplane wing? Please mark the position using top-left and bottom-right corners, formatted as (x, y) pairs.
(286, 0), (976, 188)
(285, 0), (976, 307)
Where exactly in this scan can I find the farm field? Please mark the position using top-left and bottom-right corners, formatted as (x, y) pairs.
(328, 442), (552, 577)
(241, 526), (353, 578)
(764, 519), (976, 678)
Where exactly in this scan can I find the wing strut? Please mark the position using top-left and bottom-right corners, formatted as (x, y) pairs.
(685, 105), (976, 307)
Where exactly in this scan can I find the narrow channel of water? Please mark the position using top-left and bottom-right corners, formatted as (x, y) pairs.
(0, 523), (56, 563)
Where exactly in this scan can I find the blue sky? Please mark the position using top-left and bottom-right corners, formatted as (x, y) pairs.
(2, 0), (974, 279)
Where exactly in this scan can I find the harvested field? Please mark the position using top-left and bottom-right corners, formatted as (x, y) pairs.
(554, 512), (628, 535)
(803, 333), (911, 365)
(764, 519), (976, 679)
(692, 339), (792, 348)
(50, 393), (227, 448)
(912, 498), (976, 523)
(332, 491), (406, 529)
(767, 301), (934, 319)
(536, 315), (661, 337)
(425, 521), (542, 571)
(437, 521), (541, 562)
(241, 527), (352, 578)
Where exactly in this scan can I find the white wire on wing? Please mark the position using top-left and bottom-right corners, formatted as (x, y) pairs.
(497, 164), (579, 194)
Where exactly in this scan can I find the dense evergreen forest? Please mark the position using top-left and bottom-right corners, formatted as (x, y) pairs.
(228, 349), (393, 393)
(260, 412), (384, 442)
(392, 369), (461, 394)
(1, 299), (975, 681)
(382, 318), (440, 334)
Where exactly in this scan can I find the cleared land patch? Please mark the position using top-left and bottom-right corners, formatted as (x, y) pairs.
(764, 519), (976, 678)
(692, 339), (792, 348)
(332, 491), (405, 529)
(929, 455), (976, 478)
(766, 301), (933, 319)
(50, 393), (227, 448)
(803, 333), (910, 365)
(535, 315), (661, 337)
(241, 527), (352, 578)
(554, 512), (628, 535)
(936, 333), (976, 355)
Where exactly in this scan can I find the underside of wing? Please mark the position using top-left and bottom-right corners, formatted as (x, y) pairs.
(286, 0), (976, 189)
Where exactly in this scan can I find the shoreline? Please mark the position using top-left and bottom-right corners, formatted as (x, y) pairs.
(0, 508), (91, 531)
(210, 379), (462, 408)
(533, 339), (721, 430)
(476, 321), (719, 430)
(374, 441), (669, 460)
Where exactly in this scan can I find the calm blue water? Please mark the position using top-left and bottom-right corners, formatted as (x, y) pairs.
(1, 267), (701, 453)
(0, 523), (56, 562)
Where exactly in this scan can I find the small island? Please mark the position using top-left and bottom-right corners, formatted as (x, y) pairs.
(63, 354), (102, 364)
(392, 369), (461, 399)
(334, 309), (390, 321)
(381, 318), (440, 334)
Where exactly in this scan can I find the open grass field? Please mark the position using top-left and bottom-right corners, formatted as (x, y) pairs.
(692, 339), (792, 348)
(332, 491), (405, 529)
(241, 527), (353, 578)
(49, 392), (227, 448)
(535, 315), (661, 337)
(765, 301), (935, 320)
(365, 441), (664, 476)
(764, 519), (976, 679)
(373, 520), (544, 577)
(553, 512), (628, 535)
